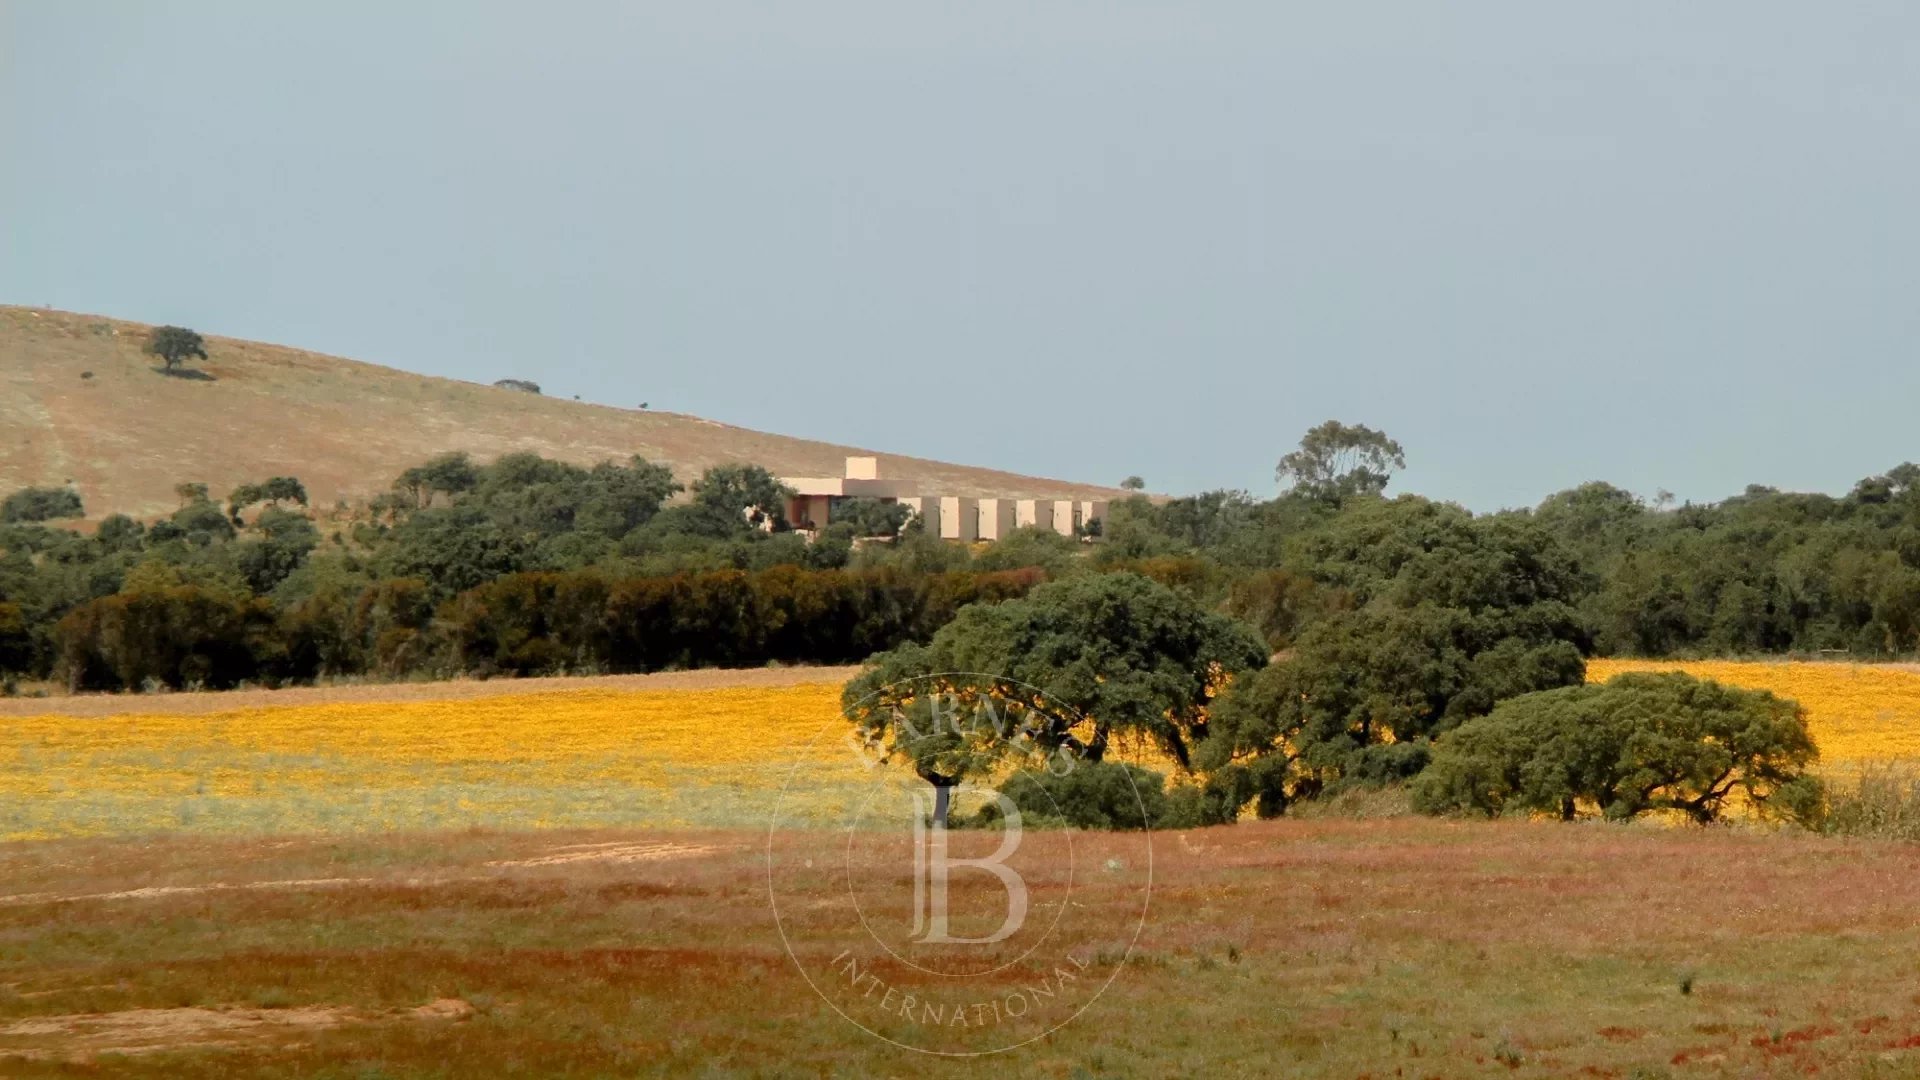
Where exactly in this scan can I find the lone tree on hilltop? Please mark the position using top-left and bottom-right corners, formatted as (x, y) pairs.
(144, 326), (208, 373)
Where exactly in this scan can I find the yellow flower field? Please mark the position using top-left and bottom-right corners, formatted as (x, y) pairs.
(1587, 659), (1920, 767)
(12, 659), (1916, 840)
(0, 683), (899, 841)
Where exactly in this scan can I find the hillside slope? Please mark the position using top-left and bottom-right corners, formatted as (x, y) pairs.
(0, 307), (1121, 520)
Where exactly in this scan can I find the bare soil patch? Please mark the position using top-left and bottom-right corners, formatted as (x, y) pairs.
(0, 1000), (472, 1062)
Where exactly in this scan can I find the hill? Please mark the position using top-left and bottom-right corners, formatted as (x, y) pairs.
(0, 306), (1122, 520)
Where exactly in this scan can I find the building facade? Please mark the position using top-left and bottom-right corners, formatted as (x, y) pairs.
(778, 457), (1106, 542)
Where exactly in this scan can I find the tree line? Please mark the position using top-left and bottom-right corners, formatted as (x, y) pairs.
(3, 423), (1920, 698)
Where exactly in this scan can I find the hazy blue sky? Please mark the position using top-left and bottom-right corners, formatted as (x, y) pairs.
(5, 3), (1917, 509)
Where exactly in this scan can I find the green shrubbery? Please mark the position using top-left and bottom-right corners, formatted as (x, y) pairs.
(0, 486), (83, 523)
(1411, 672), (1818, 823)
(970, 761), (1231, 831)
(50, 564), (1045, 690)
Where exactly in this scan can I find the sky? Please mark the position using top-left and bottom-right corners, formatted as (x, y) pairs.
(4, 3), (1917, 510)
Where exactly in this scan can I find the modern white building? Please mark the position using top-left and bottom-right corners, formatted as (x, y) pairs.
(778, 457), (1106, 542)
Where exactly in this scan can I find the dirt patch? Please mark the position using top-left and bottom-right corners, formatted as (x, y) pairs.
(0, 998), (472, 1061)
(486, 841), (722, 868)
(0, 845), (728, 906)
(0, 876), (383, 908)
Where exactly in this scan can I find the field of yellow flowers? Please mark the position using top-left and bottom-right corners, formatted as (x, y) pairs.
(1587, 659), (1920, 767)
(0, 683), (910, 841)
(9, 660), (1919, 840)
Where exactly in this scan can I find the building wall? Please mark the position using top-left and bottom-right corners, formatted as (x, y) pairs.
(778, 457), (1104, 544)
(977, 498), (1016, 541)
(898, 496), (940, 539)
(1015, 499), (1051, 532)
(939, 497), (979, 542)
(1049, 499), (1081, 537)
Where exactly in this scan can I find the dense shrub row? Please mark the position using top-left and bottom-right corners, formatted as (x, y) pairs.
(53, 566), (1043, 691)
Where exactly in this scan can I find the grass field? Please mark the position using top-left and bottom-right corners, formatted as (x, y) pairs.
(9, 659), (1920, 1074)
(10, 819), (1920, 1076)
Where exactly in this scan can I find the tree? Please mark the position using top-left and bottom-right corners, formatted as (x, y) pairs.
(972, 525), (1081, 578)
(1120, 476), (1146, 492)
(168, 498), (237, 547)
(234, 506), (320, 593)
(828, 496), (911, 539)
(1276, 420), (1406, 502)
(844, 572), (1268, 826)
(228, 476), (309, 523)
(144, 326), (208, 373)
(0, 486), (83, 523)
(54, 584), (276, 691)
(375, 505), (525, 597)
(393, 452), (480, 510)
(1197, 500), (1591, 814)
(648, 464), (793, 539)
(1412, 672), (1817, 823)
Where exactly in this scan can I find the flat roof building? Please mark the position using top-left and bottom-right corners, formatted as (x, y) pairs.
(777, 457), (1105, 543)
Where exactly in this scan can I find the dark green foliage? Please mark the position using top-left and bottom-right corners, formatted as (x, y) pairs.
(1223, 568), (1348, 650)
(166, 495), (237, 547)
(826, 496), (911, 538)
(54, 585), (279, 690)
(11, 432), (1920, 733)
(435, 565), (1044, 677)
(846, 573), (1269, 797)
(648, 464), (792, 539)
(393, 452), (482, 509)
(983, 762), (1170, 830)
(228, 476), (308, 521)
(1276, 420), (1406, 503)
(972, 526), (1081, 578)
(1197, 501), (1591, 815)
(1, 486), (83, 523)
(982, 762), (1237, 830)
(1412, 672), (1817, 823)
(1534, 469), (1920, 658)
(0, 601), (29, 674)
(375, 506), (525, 597)
(234, 507), (320, 593)
(143, 325), (207, 372)
(95, 514), (145, 552)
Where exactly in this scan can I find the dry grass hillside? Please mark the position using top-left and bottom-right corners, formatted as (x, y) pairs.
(0, 306), (1122, 520)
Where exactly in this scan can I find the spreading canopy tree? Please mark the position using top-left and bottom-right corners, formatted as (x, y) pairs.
(1411, 672), (1817, 823)
(844, 572), (1268, 825)
(1198, 499), (1591, 815)
(144, 326), (208, 372)
(0, 487), (84, 524)
(1276, 420), (1406, 503)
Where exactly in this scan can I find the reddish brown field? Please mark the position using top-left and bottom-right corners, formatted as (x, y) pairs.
(6, 818), (1920, 1077)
